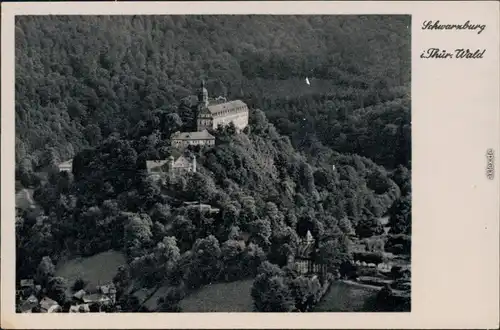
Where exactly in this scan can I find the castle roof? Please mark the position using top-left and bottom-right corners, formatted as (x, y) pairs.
(207, 100), (247, 115)
(171, 130), (215, 141)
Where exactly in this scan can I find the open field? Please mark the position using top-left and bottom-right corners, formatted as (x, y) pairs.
(142, 285), (171, 311)
(179, 279), (254, 312)
(314, 281), (379, 312)
(55, 250), (126, 290)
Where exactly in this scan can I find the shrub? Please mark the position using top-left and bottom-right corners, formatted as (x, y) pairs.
(392, 279), (411, 291)
(356, 267), (383, 278)
(339, 261), (358, 279)
(72, 278), (87, 292)
(353, 251), (384, 264)
(355, 218), (384, 238)
(390, 266), (405, 280)
(251, 274), (295, 312)
(374, 284), (411, 312)
(289, 276), (323, 312)
(362, 237), (386, 253)
(385, 234), (411, 255)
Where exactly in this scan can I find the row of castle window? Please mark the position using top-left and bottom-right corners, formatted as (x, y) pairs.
(199, 119), (212, 126)
(214, 106), (248, 117)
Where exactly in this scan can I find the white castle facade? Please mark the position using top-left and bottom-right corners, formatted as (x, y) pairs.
(195, 80), (249, 132)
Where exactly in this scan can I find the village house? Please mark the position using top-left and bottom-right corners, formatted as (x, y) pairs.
(73, 289), (86, 302)
(195, 80), (249, 132)
(19, 294), (39, 313)
(69, 283), (116, 312)
(17, 279), (39, 300)
(168, 155), (197, 176)
(39, 296), (62, 313)
(20, 279), (34, 289)
(82, 293), (113, 308)
(58, 159), (73, 172)
(146, 155), (196, 182)
(69, 304), (90, 313)
(98, 283), (117, 304)
(170, 130), (215, 149)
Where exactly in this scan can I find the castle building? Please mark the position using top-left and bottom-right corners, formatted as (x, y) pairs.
(168, 155), (197, 176)
(145, 155), (196, 181)
(289, 230), (327, 276)
(195, 80), (249, 132)
(170, 129), (215, 149)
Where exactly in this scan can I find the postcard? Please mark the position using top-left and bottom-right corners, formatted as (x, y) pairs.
(1, 1), (499, 329)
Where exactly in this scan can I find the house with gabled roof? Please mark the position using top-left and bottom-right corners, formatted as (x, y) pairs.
(73, 289), (86, 302)
(19, 294), (38, 313)
(39, 297), (61, 313)
(69, 303), (90, 313)
(168, 155), (197, 176)
(170, 130), (215, 149)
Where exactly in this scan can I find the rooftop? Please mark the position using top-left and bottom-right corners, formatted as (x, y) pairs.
(20, 279), (34, 287)
(73, 289), (86, 300)
(69, 304), (90, 313)
(82, 293), (111, 303)
(185, 203), (221, 213)
(40, 297), (59, 311)
(20, 299), (38, 313)
(99, 284), (116, 294)
(207, 100), (247, 115)
(171, 130), (215, 140)
(59, 159), (73, 167)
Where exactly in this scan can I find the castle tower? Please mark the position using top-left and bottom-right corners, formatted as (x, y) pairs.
(198, 79), (209, 108)
(191, 155), (197, 173)
(168, 155), (175, 178)
(306, 230), (314, 244)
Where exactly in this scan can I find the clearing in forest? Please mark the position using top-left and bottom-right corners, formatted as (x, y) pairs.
(179, 279), (254, 312)
(55, 250), (126, 290)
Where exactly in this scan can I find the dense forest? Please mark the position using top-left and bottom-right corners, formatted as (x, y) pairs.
(15, 15), (411, 312)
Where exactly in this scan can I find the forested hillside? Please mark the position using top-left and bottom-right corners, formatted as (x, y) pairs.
(15, 15), (411, 313)
(15, 15), (410, 174)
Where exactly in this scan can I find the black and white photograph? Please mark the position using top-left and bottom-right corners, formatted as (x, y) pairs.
(13, 14), (411, 313)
